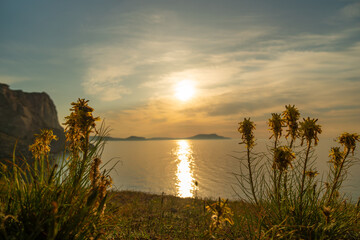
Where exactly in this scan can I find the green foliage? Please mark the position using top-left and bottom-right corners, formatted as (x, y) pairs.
(0, 99), (114, 240)
(236, 105), (360, 239)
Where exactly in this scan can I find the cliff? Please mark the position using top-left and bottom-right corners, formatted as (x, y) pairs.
(0, 83), (65, 161)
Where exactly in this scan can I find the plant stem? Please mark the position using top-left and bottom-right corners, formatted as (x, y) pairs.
(283, 137), (294, 198)
(247, 148), (258, 205)
(299, 139), (312, 222)
(327, 148), (350, 205)
(300, 140), (311, 200)
(273, 137), (278, 196)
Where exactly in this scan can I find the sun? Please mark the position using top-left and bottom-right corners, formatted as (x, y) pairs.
(174, 80), (195, 101)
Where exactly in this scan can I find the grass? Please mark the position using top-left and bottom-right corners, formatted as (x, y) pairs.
(106, 190), (251, 239)
(0, 100), (359, 239)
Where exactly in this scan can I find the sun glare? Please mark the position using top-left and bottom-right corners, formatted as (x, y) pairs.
(175, 80), (195, 101)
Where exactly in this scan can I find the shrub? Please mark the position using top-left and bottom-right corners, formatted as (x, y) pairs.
(0, 99), (114, 240)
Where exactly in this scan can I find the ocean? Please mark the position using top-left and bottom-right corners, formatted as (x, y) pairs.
(100, 138), (360, 201)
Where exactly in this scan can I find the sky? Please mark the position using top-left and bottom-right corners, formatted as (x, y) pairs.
(1, 0), (360, 139)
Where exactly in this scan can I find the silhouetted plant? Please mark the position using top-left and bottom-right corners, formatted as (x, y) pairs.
(238, 118), (259, 205)
(298, 117), (322, 215)
(268, 113), (285, 148)
(282, 104), (300, 148)
(235, 105), (360, 239)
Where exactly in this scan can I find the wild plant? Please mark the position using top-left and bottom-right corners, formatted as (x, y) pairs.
(237, 118), (259, 206)
(205, 198), (234, 238)
(0, 98), (114, 240)
(235, 105), (360, 239)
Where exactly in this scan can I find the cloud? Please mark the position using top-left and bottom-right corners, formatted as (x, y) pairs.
(341, 2), (360, 18)
(83, 64), (132, 101)
(79, 8), (360, 137)
(106, 38), (360, 137)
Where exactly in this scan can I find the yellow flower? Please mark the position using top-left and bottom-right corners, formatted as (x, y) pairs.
(206, 198), (234, 233)
(272, 146), (295, 172)
(282, 104), (300, 141)
(29, 129), (58, 160)
(238, 118), (256, 149)
(329, 147), (343, 169)
(299, 117), (322, 146)
(64, 98), (100, 153)
(338, 132), (359, 154)
(268, 113), (285, 140)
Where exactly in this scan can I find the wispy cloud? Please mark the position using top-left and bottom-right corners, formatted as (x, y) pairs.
(83, 64), (132, 102)
(341, 2), (360, 18)
(79, 6), (360, 137)
(99, 36), (360, 137)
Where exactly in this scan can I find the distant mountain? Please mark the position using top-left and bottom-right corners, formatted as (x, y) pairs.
(100, 133), (230, 141)
(148, 137), (174, 141)
(188, 133), (230, 140)
(125, 136), (146, 141)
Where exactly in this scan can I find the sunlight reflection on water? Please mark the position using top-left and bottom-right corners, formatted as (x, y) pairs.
(173, 140), (197, 198)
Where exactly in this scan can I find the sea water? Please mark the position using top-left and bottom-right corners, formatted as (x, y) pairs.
(101, 138), (360, 200)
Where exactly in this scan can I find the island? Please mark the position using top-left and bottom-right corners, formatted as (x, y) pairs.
(93, 133), (230, 141)
(187, 133), (229, 140)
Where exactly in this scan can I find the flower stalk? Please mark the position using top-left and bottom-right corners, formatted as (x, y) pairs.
(238, 118), (258, 205)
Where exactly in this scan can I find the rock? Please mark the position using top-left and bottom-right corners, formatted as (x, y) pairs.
(0, 83), (65, 163)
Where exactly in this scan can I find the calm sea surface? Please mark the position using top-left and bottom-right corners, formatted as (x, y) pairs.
(101, 138), (360, 200)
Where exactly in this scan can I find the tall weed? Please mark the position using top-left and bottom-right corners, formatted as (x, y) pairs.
(0, 99), (115, 240)
(235, 105), (360, 239)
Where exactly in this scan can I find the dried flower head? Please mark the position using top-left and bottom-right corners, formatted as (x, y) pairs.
(238, 118), (256, 149)
(338, 132), (359, 154)
(90, 157), (102, 188)
(29, 129), (58, 160)
(268, 113), (285, 140)
(272, 146), (295, 172)
(329, 147), (343, 169)
(299, 117), (322, 146)
(64, 98), (100, 153)
(321, 206), (333, 224)
(98, 175), (112, 200)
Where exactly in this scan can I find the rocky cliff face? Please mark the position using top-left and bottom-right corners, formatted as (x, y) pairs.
(0, 83), (65, 161)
